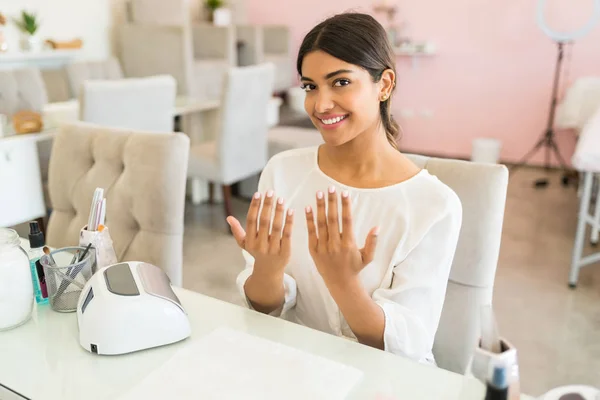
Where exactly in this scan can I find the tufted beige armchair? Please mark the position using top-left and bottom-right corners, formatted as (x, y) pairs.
(46, 122), (190, 286)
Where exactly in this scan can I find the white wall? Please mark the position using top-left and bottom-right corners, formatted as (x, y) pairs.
(0, 0), (115, 60)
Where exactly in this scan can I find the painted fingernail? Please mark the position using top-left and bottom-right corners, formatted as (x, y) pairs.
(328, 186), (336, 194)
(288, 209), (294, 216)
(277, 197), (284, 205)
(317, 191), (323, 199)
(342, 190), (349, 198)
(267, 190), (274, 198)
(253, 192), (260, 199)
(373, 227), (380, 235)
(305, 206), (312, 213)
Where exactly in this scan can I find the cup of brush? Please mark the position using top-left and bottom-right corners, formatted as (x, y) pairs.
(40, 245), (95, 312)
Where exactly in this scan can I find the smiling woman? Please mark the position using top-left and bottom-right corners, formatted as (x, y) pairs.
(226, 13), (463, 366)
(297, 13), (399, 149)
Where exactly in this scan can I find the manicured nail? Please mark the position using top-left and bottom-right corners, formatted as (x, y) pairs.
(288, 209), (294, 216)
(373, 227), (380, 235)
(317, 191), (323, 199)
(277, 197), (284, 205)
(305, 206), (312, 213)
(267, 190), (274, 198)
(328, 186), (336, 194)
(342, 190), (349, 198)
(253, 192), (260, 199)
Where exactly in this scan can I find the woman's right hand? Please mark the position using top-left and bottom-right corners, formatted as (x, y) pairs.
(226, 190), (294, 278)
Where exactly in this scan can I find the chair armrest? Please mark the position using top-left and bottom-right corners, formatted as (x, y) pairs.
(191, 24), (237, 66)
(235, 25), (263, 66)
(263, 25), (290, 55)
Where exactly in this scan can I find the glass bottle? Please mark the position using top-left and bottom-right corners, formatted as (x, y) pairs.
(0, 228), (34, 331)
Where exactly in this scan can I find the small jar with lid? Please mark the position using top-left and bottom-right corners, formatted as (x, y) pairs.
(0, 228), (34, 331)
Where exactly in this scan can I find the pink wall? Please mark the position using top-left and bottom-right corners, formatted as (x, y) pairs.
(247, 0), (600, 165)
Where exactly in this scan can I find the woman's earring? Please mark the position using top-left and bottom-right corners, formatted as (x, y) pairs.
(381, 94), (389, 101)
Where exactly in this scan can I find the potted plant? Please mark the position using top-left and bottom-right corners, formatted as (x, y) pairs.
(13, 10), (41, 52)
(205, 0), (225, 23)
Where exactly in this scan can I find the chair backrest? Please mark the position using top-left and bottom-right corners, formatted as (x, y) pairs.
(0, 68), (48, 116)
(217, 63), (275, 184)
(404, 154), (509, 374)
(41, 68), (72, 102)
(66, 58), (124, 98)
(119, 24), (195, 97)
(556, 76), (600, 132)
(263, 26), (291, 55)
(79, 75), (176, 132)
(127, 0), (190, 25)
(0, 136), (46, 228)
(46, 122), (190, 286)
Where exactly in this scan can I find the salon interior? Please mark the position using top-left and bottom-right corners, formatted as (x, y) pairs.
(0, 0), (599, 399)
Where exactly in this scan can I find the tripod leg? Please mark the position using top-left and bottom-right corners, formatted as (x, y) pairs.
(547, 135), (578, 186)
(545, 134), (551, 170)
(548, 135), (570, 169)
(510, 136), (546, 172)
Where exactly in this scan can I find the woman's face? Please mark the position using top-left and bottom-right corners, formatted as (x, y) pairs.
(300, 50), (392, 147)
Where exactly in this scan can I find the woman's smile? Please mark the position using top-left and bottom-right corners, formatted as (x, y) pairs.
(316, 113), (350, 129)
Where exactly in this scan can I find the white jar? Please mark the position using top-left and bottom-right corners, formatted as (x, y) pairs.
(0, 228), (34, 331)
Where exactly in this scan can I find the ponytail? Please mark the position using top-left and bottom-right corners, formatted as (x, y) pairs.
(379, 97), (400, 150)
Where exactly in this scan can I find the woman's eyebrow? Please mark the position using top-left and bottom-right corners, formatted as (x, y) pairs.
(301, 69), (355, 82)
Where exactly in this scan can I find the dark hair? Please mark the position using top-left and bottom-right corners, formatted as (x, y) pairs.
(297, 12), (400, 149)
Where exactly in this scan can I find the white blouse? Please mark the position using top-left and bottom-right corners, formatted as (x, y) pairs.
(236, 147), (463, 364)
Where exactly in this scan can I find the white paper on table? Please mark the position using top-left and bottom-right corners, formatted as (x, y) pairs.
(119, 327), (364, 400)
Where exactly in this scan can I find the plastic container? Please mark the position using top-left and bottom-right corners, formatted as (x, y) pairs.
(472, 138), (502, 164)
(0, 228), (34, 331)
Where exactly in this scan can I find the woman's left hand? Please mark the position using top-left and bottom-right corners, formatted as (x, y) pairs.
(305, 186), (379, 287)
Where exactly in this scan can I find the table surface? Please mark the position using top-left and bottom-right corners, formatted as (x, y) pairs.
(0, 243), (533, 400)
(0, 96), (221, 143)
(43, 96), (220, 118)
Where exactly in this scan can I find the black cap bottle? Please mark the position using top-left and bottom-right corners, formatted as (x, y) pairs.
(28, 221), (45, 249)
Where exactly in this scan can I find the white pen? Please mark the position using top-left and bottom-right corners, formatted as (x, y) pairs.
(90, 200), (99, 231)
(98, 198), (106, 229)
(87, 188), (103, 229)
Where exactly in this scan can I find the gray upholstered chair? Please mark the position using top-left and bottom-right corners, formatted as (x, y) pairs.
(41, 69), (72, 103)
(121, 0), (237, 101)
(46, 122), (190, 286)
(79, 75), (176, 132)
(65, 58), (124, 98)
(400, 155), (508, 374)
(0, 68), (48, 116)
(187, 63), (275, 217)
(237, 25), (294, 92)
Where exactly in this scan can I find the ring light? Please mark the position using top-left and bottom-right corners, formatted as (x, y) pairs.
(536, 0), (600, 42)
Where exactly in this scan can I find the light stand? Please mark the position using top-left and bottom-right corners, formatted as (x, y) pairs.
(510, 41), (572, 188)
(511, 0), (600, 188)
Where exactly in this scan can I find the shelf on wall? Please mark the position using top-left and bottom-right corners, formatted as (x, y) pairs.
(394, 43), (436, 56)
(394, 43), (436, 69)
